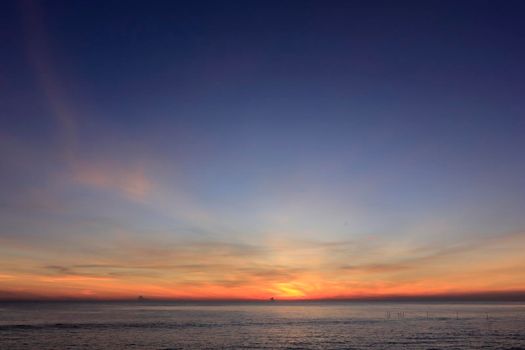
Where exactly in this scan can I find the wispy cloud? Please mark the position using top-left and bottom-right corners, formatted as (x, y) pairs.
(1, 228), (523, 300)
(70, 161), (152, 200)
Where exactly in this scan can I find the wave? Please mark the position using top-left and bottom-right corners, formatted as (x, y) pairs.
(0, 318), (381, 331)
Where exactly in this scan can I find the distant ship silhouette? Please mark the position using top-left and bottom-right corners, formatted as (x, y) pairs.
(269, 297), (275, 302)
(137, 295), (146, 301)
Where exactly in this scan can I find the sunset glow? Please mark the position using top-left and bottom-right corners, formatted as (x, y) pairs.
(1, 0), (525, 302)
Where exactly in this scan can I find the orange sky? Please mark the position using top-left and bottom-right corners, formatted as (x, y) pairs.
(2, 0), (525, 302)
(2, 230), (524, 300)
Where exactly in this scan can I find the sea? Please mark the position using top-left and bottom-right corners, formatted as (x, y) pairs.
(0, 301), (524, 349)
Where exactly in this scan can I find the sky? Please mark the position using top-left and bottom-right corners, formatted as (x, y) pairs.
(1, 0), (525, 300)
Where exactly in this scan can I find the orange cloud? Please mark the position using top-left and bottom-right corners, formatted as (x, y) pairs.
(71, 161), (152, 200)
(0, 230), (524, 300)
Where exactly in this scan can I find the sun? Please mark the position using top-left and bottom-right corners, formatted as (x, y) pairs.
(274, 283), (307, 298)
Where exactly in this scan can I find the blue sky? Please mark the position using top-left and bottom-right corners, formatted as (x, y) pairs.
(1, 0), (525, 299)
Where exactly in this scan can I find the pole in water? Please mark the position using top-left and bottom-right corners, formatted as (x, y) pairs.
(456, 311), (459, 320)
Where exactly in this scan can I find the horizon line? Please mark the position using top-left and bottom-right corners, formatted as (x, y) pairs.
(2, 290), (525, 302)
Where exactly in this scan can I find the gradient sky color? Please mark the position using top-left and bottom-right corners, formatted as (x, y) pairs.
(1, 0), (525, 300)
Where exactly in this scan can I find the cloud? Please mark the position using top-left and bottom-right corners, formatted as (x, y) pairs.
(1, 229), (524, 300)
(338, 263), (410, 273)
(70, 161), (152, 200)
(20, 0), (78, 163)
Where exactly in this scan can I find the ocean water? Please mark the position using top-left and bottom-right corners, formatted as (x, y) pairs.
(0, 301), (524, 349)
